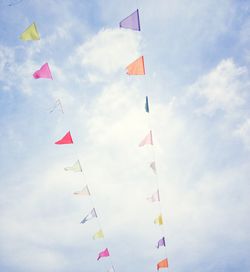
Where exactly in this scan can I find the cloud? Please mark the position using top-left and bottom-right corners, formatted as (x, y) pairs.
(71, 28), (142, 81)
(188, 59), (249, 115)
(1, 1), (250, 272)
(234, 118), (250, 149)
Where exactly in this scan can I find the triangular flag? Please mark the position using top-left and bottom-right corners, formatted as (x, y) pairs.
(93, 229), (104, 239)
(157, 258), (168, 270)
(150, 161), (157, 174)
(147, 190), (160, 202)
(97, 248), (110, 260)
(20, 22), (40, 41)
(80, 208), (97, 224)
(126, 56), (145, 75)
(73, 185), (90, 196)
(55, 131), (73, 145)
(154, 214), (163, 225)
(64, 160), (82, 172)
(139, 130), (153, 147)
(145, 96), (150, 113)
(119, 9), (141, 31)
(107, 266), (115, 272)
(33, 63), (53, 79)
(156, 237), (166, 248)
(49, 99), (64, 114)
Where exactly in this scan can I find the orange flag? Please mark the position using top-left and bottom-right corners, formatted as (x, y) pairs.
(157, 258), (168, 270)
(126, 56), (145, 75)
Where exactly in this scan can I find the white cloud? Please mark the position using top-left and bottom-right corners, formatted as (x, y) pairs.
(234, 118), (250, 149)
(1, 77), (250, 271)
(188, 59), (249, 115)
(71, 28), (142, 78)
(1, 1), (250, 271)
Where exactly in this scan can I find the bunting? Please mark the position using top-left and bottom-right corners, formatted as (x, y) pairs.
(147, 189), (160, 202)
(39, 5), (169, 270)
(80, 208), (97, 224)
(20, 22), (40, 41)
(97, 248), (110, 260)
(119, 9), (141, 31)
(93, 229), (104, 239)
(49, 99), (64, 114)
(107, 266), (115, 272)
(73, 185), (90, 196)
(126, 56), (145, 75)
(157, 258), (168, 270)
(157, 237), (166, 248)
(145, 96), (150, 113)
(150, 161), (157, 174)
(154, 214), (163, 225)
(55, 131), (73, 145)
(33, 63), (53, 79)
(139, 130), (153, 147)
(64, 160), (82, 172)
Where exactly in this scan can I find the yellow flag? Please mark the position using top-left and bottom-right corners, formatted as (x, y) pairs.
(20, 23), (40, 41)
(154, 214), (163, 225)
(93, 229), (104, 239)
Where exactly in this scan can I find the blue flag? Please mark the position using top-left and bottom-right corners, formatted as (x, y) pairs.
(145, 96), (150, 113)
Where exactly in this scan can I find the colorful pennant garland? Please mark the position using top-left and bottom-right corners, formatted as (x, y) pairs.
(20, 6), (171, 272)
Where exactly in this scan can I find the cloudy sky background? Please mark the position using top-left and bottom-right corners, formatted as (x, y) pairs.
(0, 0), (250, 271)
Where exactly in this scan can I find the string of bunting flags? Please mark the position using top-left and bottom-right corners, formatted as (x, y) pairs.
(121, 8), (170, 271)
(17, 5), (170, 272)
(19, 21), (115, 272)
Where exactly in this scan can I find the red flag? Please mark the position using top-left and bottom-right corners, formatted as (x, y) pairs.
(157, 258), (168, 270)
(55, 131), (73, 145)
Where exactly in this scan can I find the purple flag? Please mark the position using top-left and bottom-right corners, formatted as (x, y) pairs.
(157, 237), (166, 248)
(119, 9), (141, 31)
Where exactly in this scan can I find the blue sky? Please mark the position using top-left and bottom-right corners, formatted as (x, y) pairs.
(0, 0), (250, 271)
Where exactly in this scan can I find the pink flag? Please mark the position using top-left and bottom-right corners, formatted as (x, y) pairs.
(55, 131), (73, 145)
(147, 190), (160, 202)
(97, 248), (110, 260)
(33, 63), (53, 79)
(139, 131), (153, 147)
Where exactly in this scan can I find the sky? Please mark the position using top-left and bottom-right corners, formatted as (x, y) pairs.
(0, 0), (250, 271)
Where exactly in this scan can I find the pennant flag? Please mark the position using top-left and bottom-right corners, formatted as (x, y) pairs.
(154, 214), (163, 225)
(157, 237), (166, 248)
(107, 266), (115, 272)
(139, 130), (153, 147)
(80, 208), (97, 224)
(33, 63), (53, 79)
(49, 99), (64, 114)
(73, 185), (90, 196)
(126, 56), (145, 75)
(93, 229), (104, 239)
(150, 161), (157, 174)
(55, 131), (73, 145)
(147, 190), (160, 202)
(20, 22), (40, 41)
(157, 258), (168, 270)
(97, 248), (110, 260)
(145, 96), (150, 113)
(119, 9), (140, 31)
(64, 160), (82, 172)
